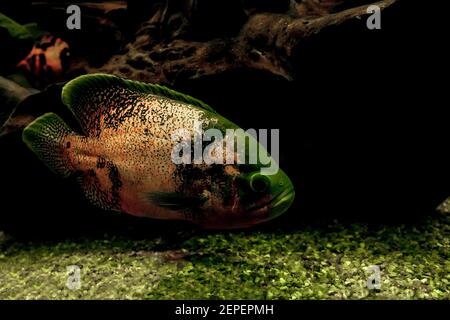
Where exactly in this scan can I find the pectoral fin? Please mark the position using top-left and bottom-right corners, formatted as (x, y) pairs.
(146, 192), (207, 211)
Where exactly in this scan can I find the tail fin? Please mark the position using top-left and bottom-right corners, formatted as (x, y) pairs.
(22, 112), (75, 178)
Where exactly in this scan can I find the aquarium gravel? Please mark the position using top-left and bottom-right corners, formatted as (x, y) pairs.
(0, 205), (449, 300)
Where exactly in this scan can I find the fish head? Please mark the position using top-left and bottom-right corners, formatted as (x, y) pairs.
(161, 122), (295, 229)
(172, 163), (295, 229)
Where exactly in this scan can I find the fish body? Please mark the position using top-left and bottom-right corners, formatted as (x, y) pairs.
(17, 35), (70, 86)
(23, 74), (294, 229)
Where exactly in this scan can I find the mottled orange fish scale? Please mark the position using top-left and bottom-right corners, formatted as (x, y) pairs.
(62, 95), (213, 220)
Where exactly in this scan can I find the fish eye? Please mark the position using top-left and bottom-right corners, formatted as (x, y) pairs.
(250, 174), (270, 193)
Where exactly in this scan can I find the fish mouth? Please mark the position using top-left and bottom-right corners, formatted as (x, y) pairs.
(246, 188), (295, 218)
(271, 188), (295, 207)
(268, 188), (295, 219)
(204, 188), (295, 229)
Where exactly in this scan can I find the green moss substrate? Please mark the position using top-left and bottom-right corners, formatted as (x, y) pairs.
(1, 206), (449, 300)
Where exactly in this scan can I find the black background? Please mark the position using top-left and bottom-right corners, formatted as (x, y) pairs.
(0, 299), (446, 318)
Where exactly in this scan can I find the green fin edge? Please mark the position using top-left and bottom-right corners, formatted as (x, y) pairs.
(61, 73), (217, 115)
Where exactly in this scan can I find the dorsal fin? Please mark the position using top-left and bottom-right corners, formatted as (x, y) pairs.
(61, 73), (216, 135)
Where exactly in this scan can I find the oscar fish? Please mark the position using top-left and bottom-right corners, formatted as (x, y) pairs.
(22, 74), (294, 229)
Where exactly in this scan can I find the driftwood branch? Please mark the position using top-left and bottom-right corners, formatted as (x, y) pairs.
(94, 0), (397, 85)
